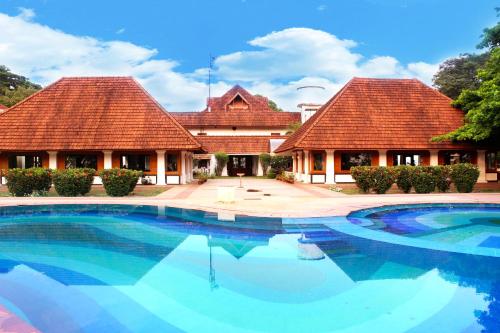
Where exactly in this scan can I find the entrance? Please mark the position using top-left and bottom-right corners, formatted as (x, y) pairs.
(227, 155), (254, 176)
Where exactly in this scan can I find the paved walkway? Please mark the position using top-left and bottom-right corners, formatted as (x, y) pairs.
(0, 179), (498, 218)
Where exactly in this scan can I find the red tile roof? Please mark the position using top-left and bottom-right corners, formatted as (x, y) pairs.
(276, 78), (475, 152)
(0, 77), (201, 151)
(172, 85), (300, 128)
(0, 104), (8, 113)
(196, 136), (273, 154)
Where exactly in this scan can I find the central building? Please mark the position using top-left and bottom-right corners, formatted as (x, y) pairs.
(173, 85), (300, 176)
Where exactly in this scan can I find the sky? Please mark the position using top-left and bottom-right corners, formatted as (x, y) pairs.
(0, 0), (497, 111)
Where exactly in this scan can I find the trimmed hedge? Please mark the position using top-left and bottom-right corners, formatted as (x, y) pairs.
(393, 166), (413, 193)
(369, 167), (395, 194)
(412, 171), (436, 194)
(53, 168), (95, 196)
(100, 169), (142, 197)
(450, 163), (480, 193)
(351, 166), (372, 193)
(432, 165), (452, 192)
(4, 168), (52, 197)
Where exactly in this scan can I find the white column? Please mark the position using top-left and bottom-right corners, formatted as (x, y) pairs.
(180, 151), (187, 184)
(209, 154), (216, 175)
(257, 156), (264, 176)
(47, 151), (58, 169)
(378, 150), (387, 167)
(477, 150), (487, 183)
(430, 150), (439, 166)
(103, 150), (113, 169)
(326, 149), (335, 184)
(188, 152), (193, 182)
(156, 150), (166, 185)
(303, 150), (310, 183)
(297, 151), (303, 181)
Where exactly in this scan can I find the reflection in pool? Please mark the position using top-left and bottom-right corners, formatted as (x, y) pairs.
(0, 204), (498, 332)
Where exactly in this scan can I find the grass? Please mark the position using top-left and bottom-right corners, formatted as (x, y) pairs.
(0, 185), (171, 197)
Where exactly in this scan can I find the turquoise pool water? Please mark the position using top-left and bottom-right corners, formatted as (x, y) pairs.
(0, 204), (499, 332)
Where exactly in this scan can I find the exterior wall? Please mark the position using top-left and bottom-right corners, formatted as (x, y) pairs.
(111, 151), (157, 176)
(189, 128), (288, 136)
(57, 151), (105, 171)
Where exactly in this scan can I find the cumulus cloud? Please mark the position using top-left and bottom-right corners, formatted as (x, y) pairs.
(0, 10), (439, 112)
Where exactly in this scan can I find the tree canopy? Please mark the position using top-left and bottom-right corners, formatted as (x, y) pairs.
(477, 7), (500, 49)
(0, 66), (41, 107)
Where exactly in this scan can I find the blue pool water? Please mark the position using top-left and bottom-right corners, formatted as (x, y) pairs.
(0, 204), (499, 332)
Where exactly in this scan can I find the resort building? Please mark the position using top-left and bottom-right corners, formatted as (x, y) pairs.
(173, 85), (300, 176)
(276, 78), (498, 184)
(0, 77), (202, 185)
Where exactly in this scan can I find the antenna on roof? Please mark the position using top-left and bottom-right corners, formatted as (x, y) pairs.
(208, 53), (215, 112)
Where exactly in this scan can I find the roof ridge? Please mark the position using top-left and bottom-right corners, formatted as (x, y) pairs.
(412, 78), (454, 102)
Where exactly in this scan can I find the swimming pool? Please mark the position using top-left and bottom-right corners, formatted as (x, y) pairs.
(0, 204), (498, 332)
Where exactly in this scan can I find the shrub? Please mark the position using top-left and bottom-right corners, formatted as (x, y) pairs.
(369, 167), (395, 194)
(267, 169), (277, 179)
(259, 153), (271, 176)
(450, 163), (479, 193)
(412, 171), (436, 194)
(351, 166), (372, 193)
(214, 152), (229, 176)
(393, 165), (413, 193)
(53, 168), (95, 196)
(276, 172), (294, 183)
(196, 173), (208, 184)
(270, 155), (292, 174)
(4, 168), (52, 197)
(100, 169), (142, 196)
(432, 165), (452, 192)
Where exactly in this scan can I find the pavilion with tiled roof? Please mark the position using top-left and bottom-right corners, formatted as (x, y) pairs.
(0, 77), (202, 185)
(276, 78), (496, 184)
(173, 85), (300, 176)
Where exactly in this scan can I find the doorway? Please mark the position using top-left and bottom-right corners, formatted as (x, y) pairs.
(227, 155), (254, 176)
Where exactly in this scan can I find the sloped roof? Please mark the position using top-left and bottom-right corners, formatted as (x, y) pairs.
(196, 136), (273, 154)
(276, 78), (475, 152)
(172, 85), (300, 128)
(0, 77), (201, 151)
(0, 104), (8, 113)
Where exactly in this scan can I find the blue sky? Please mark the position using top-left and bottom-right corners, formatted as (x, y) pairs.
(0, 0), (497, 110)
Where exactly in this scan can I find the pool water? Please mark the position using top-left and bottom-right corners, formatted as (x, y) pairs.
(0, 204), (499, 333)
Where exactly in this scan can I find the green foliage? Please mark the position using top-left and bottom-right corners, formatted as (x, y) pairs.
(0, 65), (41, 107)
(270, 155), (292, 174)
(432, 53), (489, 99)
(369, 167), (395, 194)
(214, 152), (229, 176)
(393, 165), (413, 193)
(267, 169), (277, 179)
(53, 168), (95, 196)
(255, 94), (283, 112)
(432, 165), (452, 192)
(4, 168), (52, 197)
(450, 163), (480, 193)
(285, 121), (302, 135)
(477, 8), (500, 49)
(259, 153), (271, 175)
(412, 172), (436, 194)
(351, 166), (372, 193)
(276, 172), (295, 183)
(100, 169), (142, 197)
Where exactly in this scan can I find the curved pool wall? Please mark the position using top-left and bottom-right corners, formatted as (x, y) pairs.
(0, 204), (498, 332)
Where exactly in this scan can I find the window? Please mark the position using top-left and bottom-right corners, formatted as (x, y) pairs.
(121, 154), (151, 172)
(341, 152), (372, 171)
(393, 153), (421, 166)
(311, 151), (325, 172)
(486, 152), (498, 172)
(166, 153), (179, 172)
(443, 151), (473, 165)
(8, 154), (43, 169)
(65, 154), (98, 169)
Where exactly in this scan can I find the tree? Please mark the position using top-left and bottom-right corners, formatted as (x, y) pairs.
(285, 121), (302, 135)
(214, 152), (229, 176)
(477, 7), (500, 49)
(255, 94), (283, 112)
(259, 153), (271, 176)
(432, 53), (489, 99)
(0, 66), (41, 107)
(433, 48), (500, 144)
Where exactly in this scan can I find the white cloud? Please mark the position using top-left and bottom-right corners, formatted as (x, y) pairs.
(0, 10), (440, 112)
(116, 27), (126, 35)
(317, 5), (327, 11)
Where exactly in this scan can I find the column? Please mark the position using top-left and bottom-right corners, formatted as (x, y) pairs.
(326, 149), (335, 184)
(303, 150), (310, 183)
(378, 150), (387, 167)
(297, 151), (303, 181)
(0, 152), (2, 186)
(180, 151), (187, 184)
(47, 151), (58, 169)
(209, 154), (216, 175)
(103, 150), (113, 169)
(156, 150), (166, 185)
(477, 150), (487, 183)
(257, 156), (264, 176)
(430, 150), (439, 166)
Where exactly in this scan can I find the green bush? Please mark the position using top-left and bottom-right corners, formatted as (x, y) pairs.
(53, 168), (95, 196)
(259, 153), (271, 176)
(100, 169), (142, 196)
(412, 171), (436, 194)
(267, 169), (277, 179)
(4, 168), (52, 197)
(393, 166), (413, 193)
(450, 163), (479, 193)
(432, 165), (452, 192)
(214, 152), (229, 176)
(351, 166), (372, 193)
(369, 167), (395, 194)
(270, 155), (292, 174)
